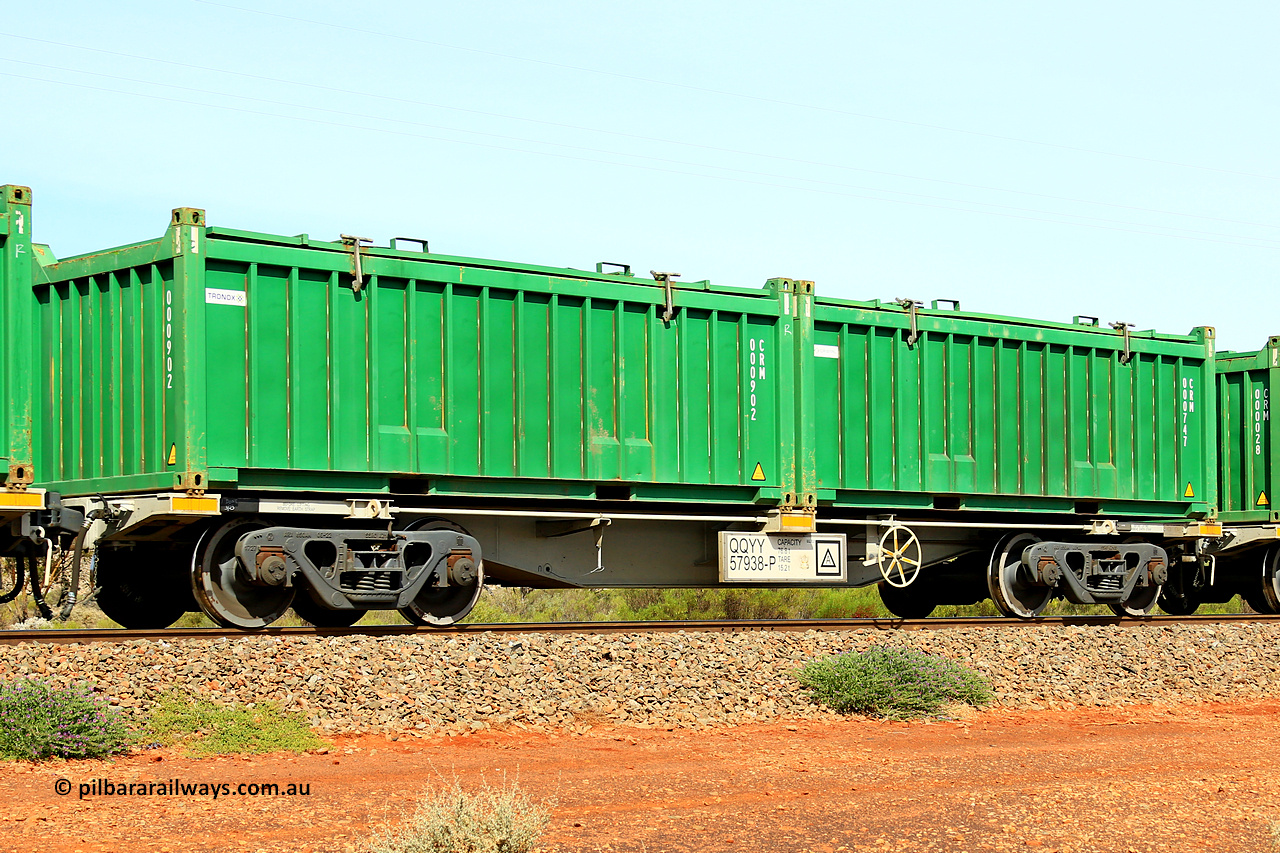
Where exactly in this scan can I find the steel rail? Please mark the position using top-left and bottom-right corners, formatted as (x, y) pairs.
(2, 613), (1278, 645)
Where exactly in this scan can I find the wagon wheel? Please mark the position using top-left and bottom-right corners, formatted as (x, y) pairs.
(291, 593), (367, 628)
(1158, 556), (1203, 615)
(1108, 536), (1162, 617)
(1245, 546), (1280, 615)
(1109, 583), (1161, 617)
(877, 525), (922, 588)
(95, 545), (191, 629)
(987, 532), (1050, 619)
(878, 581), (936, 619)
(191, 518), (295, 629)
(398, 518), (485, 627)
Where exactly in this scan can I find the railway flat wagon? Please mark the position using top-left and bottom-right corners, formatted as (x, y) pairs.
(23, 195), (813, 628)
(3, 186), (1228, 628)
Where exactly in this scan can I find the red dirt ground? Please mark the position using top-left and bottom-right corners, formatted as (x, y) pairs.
(1, 702), (1278, 853)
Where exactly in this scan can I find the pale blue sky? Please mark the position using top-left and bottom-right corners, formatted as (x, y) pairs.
(3, 0), (1276, 349)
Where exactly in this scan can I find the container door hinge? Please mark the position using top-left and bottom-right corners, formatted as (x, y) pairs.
(651, 271), (681, 324)
(341, 235), (373, 294)
(1110, 321), (1134, 364)
(895, 298), (923, 347)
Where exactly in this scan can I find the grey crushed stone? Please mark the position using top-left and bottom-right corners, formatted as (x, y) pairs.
(1, 624), (1277, 734)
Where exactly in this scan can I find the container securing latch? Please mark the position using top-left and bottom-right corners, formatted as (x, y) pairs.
(1111, 321), (1134, 364)
(651, 271), (681, 323)
(895, 298), (923, 347)
(340, 234), (373, 294)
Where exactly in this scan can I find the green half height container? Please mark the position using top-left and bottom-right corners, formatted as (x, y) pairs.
(1216, 339), (1280, 524)
(802, 294), (1217, 519)
(30, 207), (800, 505)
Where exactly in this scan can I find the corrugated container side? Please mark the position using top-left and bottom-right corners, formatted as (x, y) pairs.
(198, 234), (793, 501)
(1215, 341), (1280, 523)
(0, 185), (35, 487)
(34, 227), (186, 495)
(35, 214), (796, 505)
(807, 297), (1217, 518)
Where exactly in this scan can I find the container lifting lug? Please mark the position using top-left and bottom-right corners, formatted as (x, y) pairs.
(390, 237), (429, 253)
(651, 271), (680, 324)
(1111, 321), (1134, 364)
(340, 234), (373, 294)
(895, 298), (923, 347)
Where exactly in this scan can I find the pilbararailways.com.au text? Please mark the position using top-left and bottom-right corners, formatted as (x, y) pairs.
(55, 778), (312, 800)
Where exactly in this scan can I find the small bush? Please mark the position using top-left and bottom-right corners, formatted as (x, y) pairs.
(147, 693), (324, 755)
(0, 680), (132, 761)
(369, 780), (550, 853)
(795, 646), (993, 720)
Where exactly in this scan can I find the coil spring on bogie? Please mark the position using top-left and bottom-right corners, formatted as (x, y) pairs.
(1091, 574), (1124, 592)
(339, 570), (399, 593)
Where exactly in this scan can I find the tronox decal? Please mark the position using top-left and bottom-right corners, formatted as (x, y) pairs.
(205, 288), (247, 307)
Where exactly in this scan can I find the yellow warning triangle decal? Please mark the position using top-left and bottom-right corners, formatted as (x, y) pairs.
(167, 444), (177, 466)
(1259, 490), (1270, 507)
(750, 462), (766, 482)
(1184, 482), (1195, 498)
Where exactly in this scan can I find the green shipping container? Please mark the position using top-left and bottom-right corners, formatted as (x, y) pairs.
(0, 186), (35, 489)
(29, 207), (801, 505)
(803, 293), (1217, 519)
(1215, 340), (1280, 524)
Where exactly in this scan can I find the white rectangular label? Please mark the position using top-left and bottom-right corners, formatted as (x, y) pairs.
(205, 288), (247, 307)
(814, 344), (840, 359)
(1128, 523), (1164, 533)
(719, 532), (846, 582)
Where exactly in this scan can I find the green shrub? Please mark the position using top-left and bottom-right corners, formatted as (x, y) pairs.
(369, 780), (550, 853)
(0, 680), (132, 761)
(147, 693), (323, 755)
(795, 646), (993, 720)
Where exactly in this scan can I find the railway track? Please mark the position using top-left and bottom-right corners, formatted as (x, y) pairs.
(3, 613), (1278, 645)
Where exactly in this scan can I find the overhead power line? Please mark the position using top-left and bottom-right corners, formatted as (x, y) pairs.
(193, 0), (1280, 183)
(6, 56), (1275, 245)
(3, 68), (1276, 251)
(1, 33), (1275, 235)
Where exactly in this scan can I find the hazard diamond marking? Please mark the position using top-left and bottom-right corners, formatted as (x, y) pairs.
(815, 539), (843, 577)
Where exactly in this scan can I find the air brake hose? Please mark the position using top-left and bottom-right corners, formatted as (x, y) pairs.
(0, 556), (26, 604)
(57, 523), (90, 621)
(26, 552), (53, 621)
